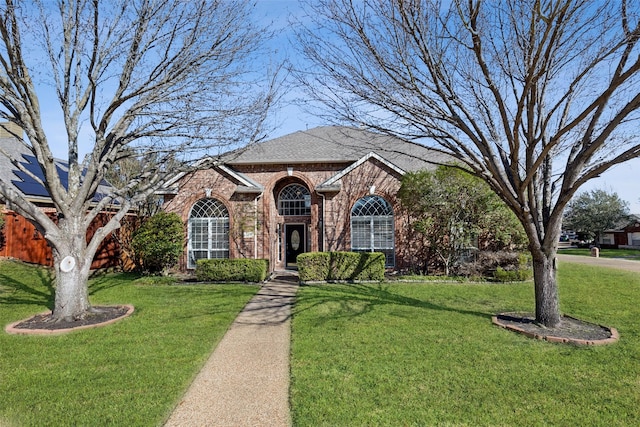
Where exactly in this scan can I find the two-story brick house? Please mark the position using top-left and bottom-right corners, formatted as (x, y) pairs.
(162, 126), (449, 272)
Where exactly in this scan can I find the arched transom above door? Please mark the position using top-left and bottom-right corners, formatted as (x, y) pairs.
(278, 183), (311, 216)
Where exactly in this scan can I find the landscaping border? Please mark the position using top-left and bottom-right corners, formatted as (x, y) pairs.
(4, 304), (135, 336)
(492, 312), (619, 345)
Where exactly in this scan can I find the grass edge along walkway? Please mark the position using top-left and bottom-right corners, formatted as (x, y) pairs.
(164, 274), (297, 427)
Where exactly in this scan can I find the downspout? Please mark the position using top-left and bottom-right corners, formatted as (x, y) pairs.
(319, 192), (326, 252)
(254, 195), (261, 259)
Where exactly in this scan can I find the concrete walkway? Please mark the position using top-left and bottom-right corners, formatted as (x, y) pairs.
(164, 272), (298, 427)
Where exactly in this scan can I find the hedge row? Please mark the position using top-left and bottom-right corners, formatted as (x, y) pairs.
(297, 252), (385, 282)
(195, 259), (269, 282)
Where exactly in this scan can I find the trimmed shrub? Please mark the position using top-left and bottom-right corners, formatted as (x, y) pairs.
(298, 252), (385, 282)
(493, 266), (532, 282)
(195, 258), (269, 283)
(131, 212), (183, 274)
(297, 253), (330, 282)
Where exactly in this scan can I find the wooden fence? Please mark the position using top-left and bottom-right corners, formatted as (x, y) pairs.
(0, 210), (121, 269)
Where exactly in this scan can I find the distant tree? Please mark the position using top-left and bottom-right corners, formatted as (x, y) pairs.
(564, 190), (630, 244)
(0, 0), (279, 322)
(398, 166), (526, 275)
(296, 0), (640, 327)
(131, 212), (184, 275)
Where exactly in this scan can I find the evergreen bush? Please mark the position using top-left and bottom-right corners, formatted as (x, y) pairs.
(131, 212), (184, 274)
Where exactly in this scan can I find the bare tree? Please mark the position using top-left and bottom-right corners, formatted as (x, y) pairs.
(0, 0), (279, 322)
(295, 0), (640, 326)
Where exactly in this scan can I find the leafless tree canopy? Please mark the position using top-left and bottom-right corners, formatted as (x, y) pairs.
(0, 0), (279, 321)
(295, 0), (640, 326)
(0, 0), (278, 236)
(297, 0), (640, 232)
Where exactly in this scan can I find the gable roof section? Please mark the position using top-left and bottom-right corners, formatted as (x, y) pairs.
(316, 152), (406, 192)
(160, 158), (263, 195)
(221, 126), (450, 171)
(218, 164), (263, 194)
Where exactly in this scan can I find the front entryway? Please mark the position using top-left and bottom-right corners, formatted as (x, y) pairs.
(285, 224), (306, 268)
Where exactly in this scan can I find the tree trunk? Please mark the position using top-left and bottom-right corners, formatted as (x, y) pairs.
(531, 249), (561, 327)
(50, 221), (93, 322)
(52, 258), (92, 322)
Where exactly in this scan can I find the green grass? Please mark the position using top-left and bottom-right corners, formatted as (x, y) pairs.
(559, 247), (640, 260)
(291, 263), (640, 426)
(0, 260), (258, 427)
(3, 259), (639, 426)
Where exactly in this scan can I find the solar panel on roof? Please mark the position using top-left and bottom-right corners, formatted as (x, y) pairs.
(19, 154), (46, 176)
(10, 154), (52, 197)
(12, 180), (50, 197)
(12, 151), (112, 201)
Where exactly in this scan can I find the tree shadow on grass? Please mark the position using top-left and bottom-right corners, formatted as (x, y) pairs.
(292, 282), (492, 324)
(0, 267), (55, 310)
(88, 272), (140, 296)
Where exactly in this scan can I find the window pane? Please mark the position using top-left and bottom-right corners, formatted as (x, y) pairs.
(352, 195), (393, 216)
(351, 218), (370, 250)
(189, 219), (209, 250)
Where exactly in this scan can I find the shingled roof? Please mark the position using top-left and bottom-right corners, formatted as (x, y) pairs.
(222, 126), (450, 172)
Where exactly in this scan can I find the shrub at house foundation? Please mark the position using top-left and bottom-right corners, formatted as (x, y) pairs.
(195, 259), (269, 283)
(298, 252), (385, 282)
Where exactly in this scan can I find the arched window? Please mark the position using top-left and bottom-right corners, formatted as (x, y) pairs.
(351, 195), (394, 267)
(278, 184), (311, 216)
(188, 198), (229, 268)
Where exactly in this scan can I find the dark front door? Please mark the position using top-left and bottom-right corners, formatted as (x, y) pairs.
(285, 224), (306, 268)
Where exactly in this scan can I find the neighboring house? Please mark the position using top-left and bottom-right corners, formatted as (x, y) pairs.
(599, 214), (640, 249)
(0, 124), (120, 268)
(162, 126), (450, 272)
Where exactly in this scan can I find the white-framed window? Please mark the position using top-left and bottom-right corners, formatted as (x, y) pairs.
(278, 184), (311, 216)
(187, 198), (229, 268)
(351, 195), (394, 267)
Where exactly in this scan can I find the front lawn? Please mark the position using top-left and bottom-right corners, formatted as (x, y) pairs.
(291, 263), (640, 426)
(3, 259), (638, 426)
(0, 260), (258, 427)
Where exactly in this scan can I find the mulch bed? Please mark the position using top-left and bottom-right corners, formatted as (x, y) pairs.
(5, 305), (134, 335)
(493, 312), (619, 345)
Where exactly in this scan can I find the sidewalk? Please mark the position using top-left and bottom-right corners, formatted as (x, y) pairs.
(557, 253), (640, 273)
(164, 273), (298, 427)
